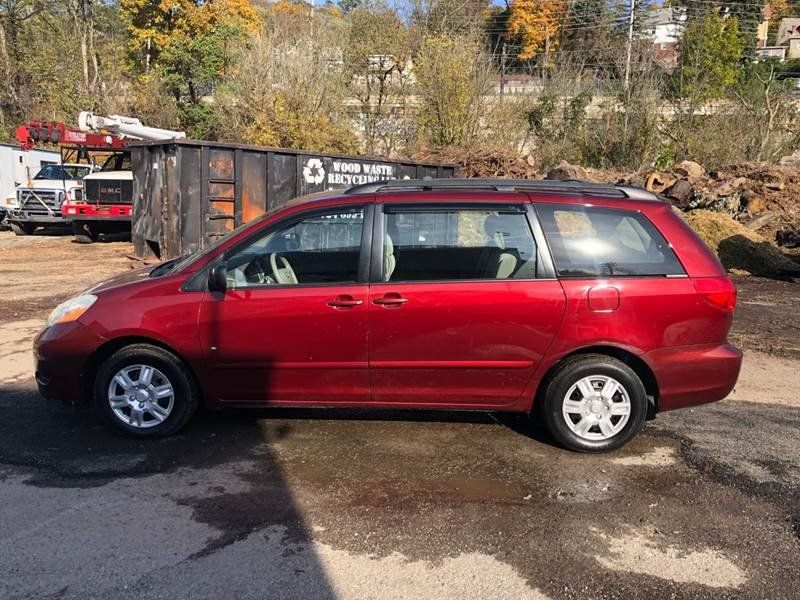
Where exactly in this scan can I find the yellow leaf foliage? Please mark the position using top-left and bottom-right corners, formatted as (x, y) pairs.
(120, 0), (259, 59)
(506, 0), (565, 61)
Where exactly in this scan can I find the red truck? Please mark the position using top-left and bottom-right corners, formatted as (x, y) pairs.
(63, 152), (133, 242)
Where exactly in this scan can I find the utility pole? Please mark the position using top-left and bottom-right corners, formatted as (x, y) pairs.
(499, 42), (507, 103)
(624, 0), (635, 91)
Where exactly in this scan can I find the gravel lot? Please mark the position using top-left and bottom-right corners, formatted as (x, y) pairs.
(0, 231), (798, 599)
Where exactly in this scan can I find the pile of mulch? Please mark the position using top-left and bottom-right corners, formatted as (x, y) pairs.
(683, 210), (800, 279)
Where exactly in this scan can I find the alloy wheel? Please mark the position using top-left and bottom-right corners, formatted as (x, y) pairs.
(107, 364), (175, 428)
(561, 375), (631, 441)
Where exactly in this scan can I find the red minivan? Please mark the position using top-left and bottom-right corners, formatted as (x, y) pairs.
(33, 179), (741, 452)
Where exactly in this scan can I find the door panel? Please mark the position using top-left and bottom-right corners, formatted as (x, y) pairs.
(368, 281), (567, 408)
(198, 203), (371, 405)
(199, 285), (369, 404)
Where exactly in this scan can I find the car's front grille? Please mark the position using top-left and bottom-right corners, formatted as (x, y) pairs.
(18, 189), (63, 216)
(84, 179), (133, 205)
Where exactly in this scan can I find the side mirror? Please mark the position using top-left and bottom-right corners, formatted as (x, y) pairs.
(208, 263), (227, 293)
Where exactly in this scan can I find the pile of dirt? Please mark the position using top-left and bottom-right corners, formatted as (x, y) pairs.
(683, 211), (800, 279)
(418, 147), (539, 179)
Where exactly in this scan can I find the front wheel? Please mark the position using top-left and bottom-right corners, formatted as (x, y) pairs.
(11, 222), (36, 236)
(72, 221), (98, 243)
(94, 344), (199, 437)
(541, 355), (648, 452)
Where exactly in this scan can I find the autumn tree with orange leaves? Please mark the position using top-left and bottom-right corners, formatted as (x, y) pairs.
(505, 0), (566, 62)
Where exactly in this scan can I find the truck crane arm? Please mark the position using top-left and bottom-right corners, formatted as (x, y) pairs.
(78, 112), (186, 141)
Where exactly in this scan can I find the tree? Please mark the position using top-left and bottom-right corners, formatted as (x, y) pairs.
(217, 1), (357, 153)
(673, 0), (765, 58)
(505, 0), (566, 62)
(411, 0), (489, 35)
(65, 1), (97, 96)
(0, 0), (43, 127)
(118, 0), (258, 137)
(343, 7), (413, 155)
(672, 11), (743, 105)
(119, 0), (258, 72)
(559, 0), (617, 73)
(665, 11), (745, 163)
(733, 61), (800, 161)
(158, 24), (240, 137)
(414, 32), (493, 147)
(338, 0), (362, 13)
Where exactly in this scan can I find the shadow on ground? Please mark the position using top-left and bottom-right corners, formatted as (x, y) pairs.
(0, 383), (339, 599)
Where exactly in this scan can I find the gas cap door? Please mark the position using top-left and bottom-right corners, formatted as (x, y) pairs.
(588, 285), (620, 312)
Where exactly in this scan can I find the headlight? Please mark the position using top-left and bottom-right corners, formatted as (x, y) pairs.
(47, 294), (97, 327)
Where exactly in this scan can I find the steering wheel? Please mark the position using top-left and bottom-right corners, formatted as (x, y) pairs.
(270, 253), (298, 284)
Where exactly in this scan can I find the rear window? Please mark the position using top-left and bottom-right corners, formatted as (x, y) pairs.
(535, 204), (684, 277)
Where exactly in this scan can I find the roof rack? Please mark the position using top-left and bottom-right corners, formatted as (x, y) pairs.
(344, 178), (660, 201)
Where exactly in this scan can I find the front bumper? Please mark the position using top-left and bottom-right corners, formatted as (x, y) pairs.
(10, 211), (66, 225)
(646, 342), (743, 412)
(34, 321), (105, 404)
(63, 203), (132, 222)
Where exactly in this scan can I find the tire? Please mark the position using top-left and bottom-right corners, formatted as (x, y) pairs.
(541, 354), (647, 453)
(93, 344), (199, 437)
(11, 222), (35, 236)
(72, 221), (98, 244)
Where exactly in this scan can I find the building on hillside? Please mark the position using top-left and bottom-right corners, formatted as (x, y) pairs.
(640, 6), (687, 69)
(756, 45), (788, 60)
(777, 18), (800, 59)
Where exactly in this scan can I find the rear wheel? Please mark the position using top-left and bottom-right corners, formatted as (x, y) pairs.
(93, 344), (199, 437)
(541, 354), (647, 452)
(11, 222), (36, 236)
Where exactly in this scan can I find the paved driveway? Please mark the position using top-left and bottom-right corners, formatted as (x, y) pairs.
(1, 380), (798, 599)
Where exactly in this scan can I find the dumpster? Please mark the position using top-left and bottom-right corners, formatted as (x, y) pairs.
(131, 140), (457, 259)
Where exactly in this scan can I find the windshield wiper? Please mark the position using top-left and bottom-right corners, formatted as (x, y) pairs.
(149, 258), (180, 277)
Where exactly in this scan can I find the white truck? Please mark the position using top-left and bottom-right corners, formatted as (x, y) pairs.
(0, 143), (61, 225)
(6, 162), (95, 235)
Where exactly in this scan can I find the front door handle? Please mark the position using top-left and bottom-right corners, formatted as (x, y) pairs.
(328, 295), (364, 308)
(373, 293), (408, 307)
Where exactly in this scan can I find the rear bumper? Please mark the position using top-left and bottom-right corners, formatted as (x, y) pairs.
(646, 343), (743, 412)
(34, 321), (105, 404)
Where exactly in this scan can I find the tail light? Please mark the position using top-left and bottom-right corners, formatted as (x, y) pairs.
(693, 277), (737, 312)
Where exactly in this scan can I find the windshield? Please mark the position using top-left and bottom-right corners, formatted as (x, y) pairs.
(151, 191), (334, 277)
(100, 153), (132, 172)
(35, 165), (91, 180)
(155, 215), (271, 276)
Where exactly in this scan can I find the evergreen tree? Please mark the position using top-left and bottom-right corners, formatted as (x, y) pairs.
(561, 0), (617, 70)
(674, 0), (766, 59)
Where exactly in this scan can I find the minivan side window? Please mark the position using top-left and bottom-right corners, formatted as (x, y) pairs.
(382, 208), (538, 282)
(535, 204), (684, 278)
(225, 207), (364, 287)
